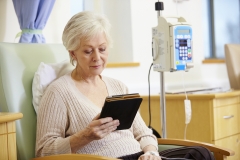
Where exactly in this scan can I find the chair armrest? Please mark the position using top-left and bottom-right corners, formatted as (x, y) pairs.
(32, 154), (120, 160)
(158, 138), (235, 157)
(32, 139), (235, 160)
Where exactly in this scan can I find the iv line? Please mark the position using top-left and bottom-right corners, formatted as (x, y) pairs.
(181, 71), (188, 100)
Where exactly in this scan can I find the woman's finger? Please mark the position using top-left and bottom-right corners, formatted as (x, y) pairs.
(101, 125), (118, 134)
(86, 121), (118, 139)
(99, 119), (119, 130)
(91, 117), (114, 127)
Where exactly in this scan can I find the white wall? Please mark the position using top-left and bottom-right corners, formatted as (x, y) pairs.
(84, 0), (134, 63)
(0, 0), (18, 42)
(0, 0), (230, 95)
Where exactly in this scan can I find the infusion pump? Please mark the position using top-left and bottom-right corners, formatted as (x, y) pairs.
(152, 16), (194, 72)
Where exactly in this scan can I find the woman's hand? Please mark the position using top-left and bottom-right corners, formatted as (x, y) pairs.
(140, 145), (161, 160)
(84, 114), (120, 140)
(70, 114), (119, 153)
(138, 154), (162, 160)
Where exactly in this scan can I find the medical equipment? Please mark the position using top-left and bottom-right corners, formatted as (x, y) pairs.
(152, 17), (193, 71)
(152, 1), (193, 138)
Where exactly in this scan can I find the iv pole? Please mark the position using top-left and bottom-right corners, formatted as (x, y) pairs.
(155, 1), (167, 139)
(160, 72), (167, 139)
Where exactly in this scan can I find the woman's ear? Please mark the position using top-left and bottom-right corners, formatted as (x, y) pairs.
(69, 51), (76, 59)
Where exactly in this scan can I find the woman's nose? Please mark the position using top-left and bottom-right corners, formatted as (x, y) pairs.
(92, 50), (100, 62)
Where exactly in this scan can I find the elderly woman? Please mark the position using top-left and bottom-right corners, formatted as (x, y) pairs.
(36, 11), (161, 160)
(36, 11), (213, 160)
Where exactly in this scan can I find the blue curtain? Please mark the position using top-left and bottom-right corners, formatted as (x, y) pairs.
(12, 0), (56, 43)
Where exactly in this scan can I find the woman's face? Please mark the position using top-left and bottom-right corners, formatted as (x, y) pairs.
(71, 33), (109, 77)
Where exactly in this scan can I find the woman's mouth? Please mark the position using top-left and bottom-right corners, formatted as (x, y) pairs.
(91, 65), (101, 69)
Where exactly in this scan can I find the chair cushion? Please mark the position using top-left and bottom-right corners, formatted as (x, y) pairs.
(32, 60), (74, 113)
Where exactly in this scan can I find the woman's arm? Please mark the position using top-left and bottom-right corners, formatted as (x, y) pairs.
(132, 112), (158, 150)
(36, 90), (71, 157)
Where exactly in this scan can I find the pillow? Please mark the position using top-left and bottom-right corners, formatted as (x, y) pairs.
(32, 60), (74, 114)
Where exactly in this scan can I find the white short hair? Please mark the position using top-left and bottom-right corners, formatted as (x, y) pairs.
(62, 11), (112, 65)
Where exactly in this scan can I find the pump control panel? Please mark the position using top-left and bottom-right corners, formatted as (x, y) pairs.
(172, 25), (192, 71)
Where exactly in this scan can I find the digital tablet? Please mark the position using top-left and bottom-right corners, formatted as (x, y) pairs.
(99, 93), (143, 130)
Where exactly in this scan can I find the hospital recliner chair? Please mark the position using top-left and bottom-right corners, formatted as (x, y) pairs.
(225, 44), (240, 90)
(0, 42), (234, 160)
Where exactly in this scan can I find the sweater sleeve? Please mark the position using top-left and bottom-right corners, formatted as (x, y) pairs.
(35, 88), (72, 157)
(132, 112), (158, 150)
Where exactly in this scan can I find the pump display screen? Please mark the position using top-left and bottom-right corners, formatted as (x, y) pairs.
(177, 30), (190, 34)
(179, 39), (187, 46)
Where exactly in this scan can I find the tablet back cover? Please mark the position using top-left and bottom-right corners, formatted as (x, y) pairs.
(100, 97), (142, 130)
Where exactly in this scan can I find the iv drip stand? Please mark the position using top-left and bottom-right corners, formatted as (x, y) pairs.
(160, 72), (167, 138)
(156, 1), (167, 139)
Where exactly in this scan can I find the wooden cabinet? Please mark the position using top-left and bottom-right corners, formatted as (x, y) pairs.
(215, 134), (240, 160)
(0, 112), (23, 160)
(140, 90), (240, 160)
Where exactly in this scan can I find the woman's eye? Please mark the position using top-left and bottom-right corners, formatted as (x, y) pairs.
(84, 50), (92, 54)
(99, 48), (106, 52)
